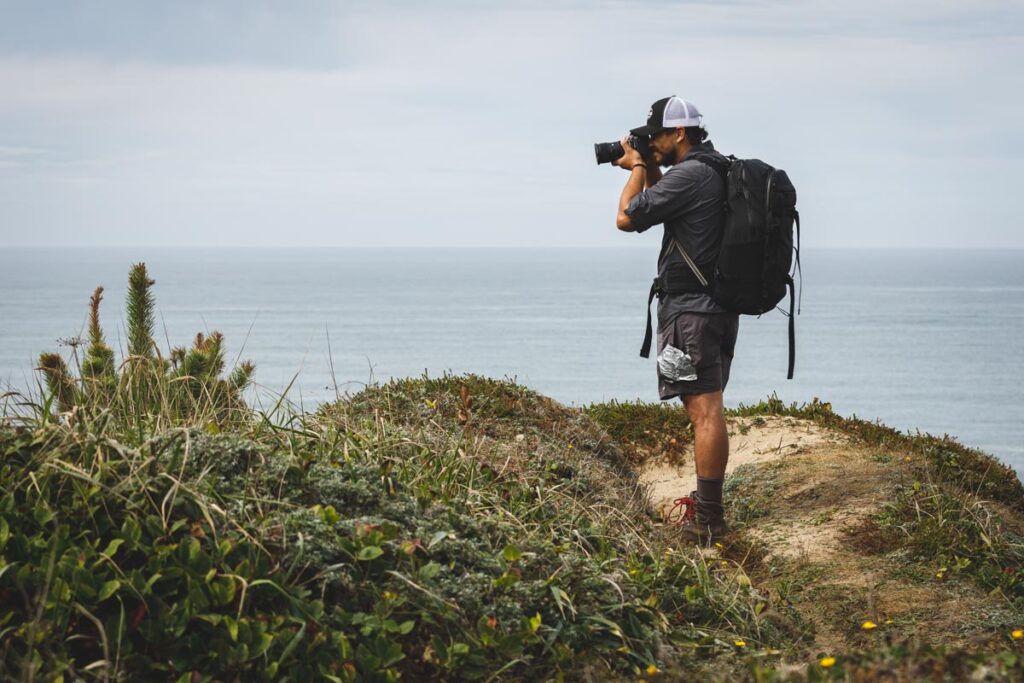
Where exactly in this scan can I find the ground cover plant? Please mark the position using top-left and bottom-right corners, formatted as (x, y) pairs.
(0, 266), (783, 680)
(0, 375), (788, 681)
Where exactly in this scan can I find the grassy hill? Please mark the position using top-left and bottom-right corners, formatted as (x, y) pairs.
(3, 373), (1024, 681)
(4, 264), (1023, 681)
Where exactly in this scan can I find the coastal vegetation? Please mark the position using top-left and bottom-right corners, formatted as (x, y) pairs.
(2, 265), (1024, 681)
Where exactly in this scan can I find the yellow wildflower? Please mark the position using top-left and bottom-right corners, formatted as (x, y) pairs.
(862, 620), (877, 631)
(884, 619), (894, 625)
(646, 663), (659, 675)
(734, 639), (746, 647)
(1012, 629), (1023, 640)
(714, 542), (724, 549)
(819, 656), (836, 668)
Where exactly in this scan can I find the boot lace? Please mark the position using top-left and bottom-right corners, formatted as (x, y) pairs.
(666, 495), (696, 525)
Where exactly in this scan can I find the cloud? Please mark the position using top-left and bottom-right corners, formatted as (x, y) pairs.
(0, 1), (1021, 248)
(0, 0), (351, 68)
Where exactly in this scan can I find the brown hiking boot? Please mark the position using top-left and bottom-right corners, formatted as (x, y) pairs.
(668, 491), (729, 544)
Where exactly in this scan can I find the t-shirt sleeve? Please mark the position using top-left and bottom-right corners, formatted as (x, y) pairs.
(624, 166), (700, 233)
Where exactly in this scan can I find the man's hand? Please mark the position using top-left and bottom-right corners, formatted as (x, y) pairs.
(615, 135), (648, 231)
(612, 136), (645, 170)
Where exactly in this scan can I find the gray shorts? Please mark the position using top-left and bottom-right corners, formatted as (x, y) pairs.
(657, 312), (740, 400)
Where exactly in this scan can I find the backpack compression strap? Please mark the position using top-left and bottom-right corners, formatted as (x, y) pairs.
(787, 209), (801, 379)
(787, 275), (796, 380)
(640, 279), (658, 358)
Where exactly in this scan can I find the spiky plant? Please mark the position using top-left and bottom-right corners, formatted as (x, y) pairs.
(36, 264), (255, 432)
(37, 352), (77, 413)
(229, 360), (256, 392)
(126, 262), (156, 359)
(80, 287), (116, 388)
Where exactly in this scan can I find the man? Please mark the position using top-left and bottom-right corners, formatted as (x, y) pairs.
(613, 96), (737, 543)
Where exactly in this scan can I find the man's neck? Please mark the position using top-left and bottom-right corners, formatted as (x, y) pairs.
(675, 141), (693, 163)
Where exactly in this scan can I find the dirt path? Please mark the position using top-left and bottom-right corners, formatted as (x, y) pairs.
(638, 416), (1021, 656)
(639, 416), (843, 519)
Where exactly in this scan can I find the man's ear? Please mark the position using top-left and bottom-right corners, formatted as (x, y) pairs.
(675, 127), (686, 144)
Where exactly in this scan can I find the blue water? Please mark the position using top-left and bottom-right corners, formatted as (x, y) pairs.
(2, 248), (1022, 472)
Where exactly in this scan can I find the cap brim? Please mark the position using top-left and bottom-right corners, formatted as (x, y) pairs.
(629, 125), (661, 137)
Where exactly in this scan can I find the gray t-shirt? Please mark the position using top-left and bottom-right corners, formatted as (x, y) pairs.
(625, 142), (728, 321)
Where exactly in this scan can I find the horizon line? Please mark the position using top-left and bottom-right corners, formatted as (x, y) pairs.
(4, 245), (1024, 251)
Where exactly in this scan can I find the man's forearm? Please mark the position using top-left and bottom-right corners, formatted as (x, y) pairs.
(616, 166), (647, 231)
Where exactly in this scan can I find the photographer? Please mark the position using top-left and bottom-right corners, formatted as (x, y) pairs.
(613, 97), (737, 543)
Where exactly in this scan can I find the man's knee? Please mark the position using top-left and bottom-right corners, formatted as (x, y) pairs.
(682, 391), (725, 428)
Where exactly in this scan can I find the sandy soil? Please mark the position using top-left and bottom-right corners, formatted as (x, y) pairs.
(637, 415), (1021, 654)
(639, 416), (845, 518)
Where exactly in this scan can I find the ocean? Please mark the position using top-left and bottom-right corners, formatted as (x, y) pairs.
(2, 247), (1022, 473)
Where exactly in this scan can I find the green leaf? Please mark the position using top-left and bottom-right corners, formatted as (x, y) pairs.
(381, 642), (406, 668)
(418, 562), (441, 580)
(501, 544), (522, 563)
(357, 546), (384, 561)
(122, 518), (142, 545)
(98, 579), (121, 601)
(144, 573), (162, 592)
(320, 505), (340, 525)
(398, 620), (415, 635)
(549, 585), (575, 618)
(101, 538), (124, 558)
(33, 506), (55, 526)
(0, 518), (8, 550)
(195, 613), (223, 626)
(255, 631), (273, 657)
(211, 578), (237, 606)
(492, 572), (519, 589)
(276, 621), (307, 665)
(427, 530), (449, 549)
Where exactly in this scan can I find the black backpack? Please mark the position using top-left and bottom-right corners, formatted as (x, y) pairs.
(715, 157), (800, 378)
(640, 154), (801, 378)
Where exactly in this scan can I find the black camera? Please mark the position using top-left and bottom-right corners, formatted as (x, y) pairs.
(594, 135), (652, 165)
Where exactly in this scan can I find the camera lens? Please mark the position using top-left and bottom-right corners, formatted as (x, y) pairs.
(594, 141), (625, 165)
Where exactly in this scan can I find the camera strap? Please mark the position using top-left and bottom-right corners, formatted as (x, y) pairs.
(671, 237), (708, 287)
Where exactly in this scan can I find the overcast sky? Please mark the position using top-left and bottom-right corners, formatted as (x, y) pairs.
(1, 0), (1022, 248)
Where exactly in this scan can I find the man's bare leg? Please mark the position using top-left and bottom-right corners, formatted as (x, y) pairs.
(680, 390), (729, 540)
(682, 390), (728, 478)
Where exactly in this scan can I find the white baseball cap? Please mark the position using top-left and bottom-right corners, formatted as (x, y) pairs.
(630, 96), (703, 136)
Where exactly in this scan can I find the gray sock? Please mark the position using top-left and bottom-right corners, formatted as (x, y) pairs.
(696, 476), (724, 505)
